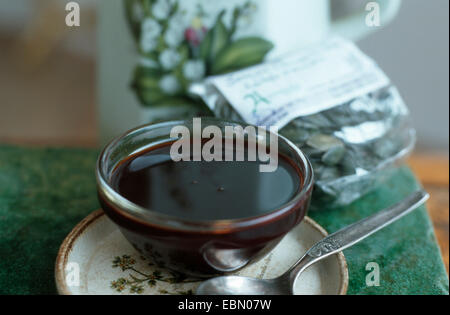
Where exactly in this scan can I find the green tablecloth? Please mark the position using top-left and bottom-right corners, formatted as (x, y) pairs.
(0, 144), (448, 295)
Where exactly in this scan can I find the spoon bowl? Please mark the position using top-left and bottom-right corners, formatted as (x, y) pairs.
(197, 276), (286, 295)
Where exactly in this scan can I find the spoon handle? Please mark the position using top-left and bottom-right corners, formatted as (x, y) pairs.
(286, 190), (429, 281)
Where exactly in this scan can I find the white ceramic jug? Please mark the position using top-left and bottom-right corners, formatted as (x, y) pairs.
(98, 0), (402, 144)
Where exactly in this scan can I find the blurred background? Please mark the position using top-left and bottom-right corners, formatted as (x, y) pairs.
(0, 0), (448, 269)
(0, 0), (448, 151)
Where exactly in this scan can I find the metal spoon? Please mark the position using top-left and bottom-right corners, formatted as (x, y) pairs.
(196, 190), (429, 295)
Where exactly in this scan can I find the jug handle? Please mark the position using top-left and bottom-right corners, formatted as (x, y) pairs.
(331, 0), (402, 41)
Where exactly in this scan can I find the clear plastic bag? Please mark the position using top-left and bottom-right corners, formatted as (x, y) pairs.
(206, 85), (416, 208)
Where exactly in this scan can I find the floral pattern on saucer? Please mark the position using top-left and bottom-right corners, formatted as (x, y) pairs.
(110, 254), (198, 295)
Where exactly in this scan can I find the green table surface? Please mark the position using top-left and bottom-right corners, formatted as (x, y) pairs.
(0, 144), (448, 295)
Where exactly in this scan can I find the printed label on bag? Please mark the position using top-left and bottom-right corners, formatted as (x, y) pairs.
(207, 37), (390, 128)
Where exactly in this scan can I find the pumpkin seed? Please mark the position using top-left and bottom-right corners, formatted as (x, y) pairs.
(307, 134), (344, 152)
(322, 146), (346, 166)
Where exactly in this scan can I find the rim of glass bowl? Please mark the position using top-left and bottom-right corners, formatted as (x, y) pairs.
(96, 119), (314, 233)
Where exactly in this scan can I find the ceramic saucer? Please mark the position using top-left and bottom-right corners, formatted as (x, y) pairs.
(55, 210), (348, 295)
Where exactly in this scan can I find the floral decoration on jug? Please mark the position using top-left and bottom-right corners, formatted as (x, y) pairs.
(124, 0), (274, 108)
